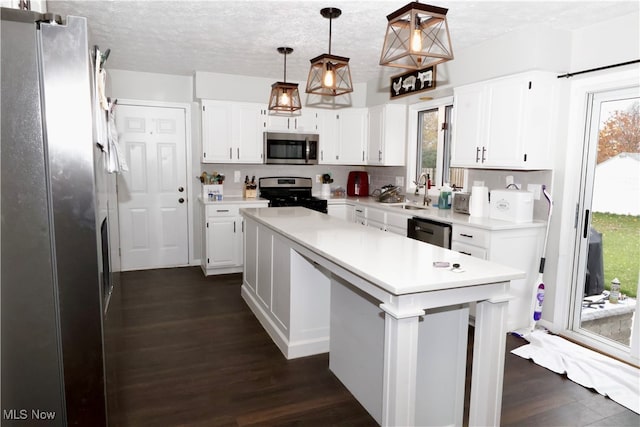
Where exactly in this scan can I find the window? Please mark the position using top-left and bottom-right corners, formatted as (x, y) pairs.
(408, 97), (464, 191)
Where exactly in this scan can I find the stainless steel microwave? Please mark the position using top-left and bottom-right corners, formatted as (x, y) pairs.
(264, 132), (319, 165)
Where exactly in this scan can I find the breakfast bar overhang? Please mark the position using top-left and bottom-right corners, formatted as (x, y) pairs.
(240, 207), (525, 426)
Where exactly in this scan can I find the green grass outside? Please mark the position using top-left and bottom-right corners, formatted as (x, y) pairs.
(591, 212), (639, 297)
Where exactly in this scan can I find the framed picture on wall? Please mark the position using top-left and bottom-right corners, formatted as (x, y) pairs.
(389, 66), (436, 99)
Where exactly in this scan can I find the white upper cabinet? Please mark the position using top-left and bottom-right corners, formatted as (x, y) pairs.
(201, 100), (264, 164)
(367, 104), (407, 166)
(266, 108), (321, 133)
(450, 71), (558, 170)
(201, 100), (234, 163)
(319, 108), (368, 165)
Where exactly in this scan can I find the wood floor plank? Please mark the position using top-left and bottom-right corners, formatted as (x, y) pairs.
(106, 267), (639, 426)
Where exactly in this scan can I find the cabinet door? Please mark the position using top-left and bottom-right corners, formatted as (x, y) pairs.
(234, 103), (264, 163)
(337, 108), (367, 164)
(483, 76), (526, 167)
(367, 106), (384, 165)
(450, 85), (484, 167)
(520, 73), (557, 169)
(202, 101), (233, 163)
(319, 111), (340, 164)
(206, 216), (240, 267)
(380, 104), (407, 166)
(297, 108), (321, 132)
(266, 114), (293, 131)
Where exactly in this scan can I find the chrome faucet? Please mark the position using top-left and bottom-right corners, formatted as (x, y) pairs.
(414, 172), (431, 206)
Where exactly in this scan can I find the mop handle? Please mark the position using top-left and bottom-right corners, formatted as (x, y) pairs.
(538, 185), (553, 274)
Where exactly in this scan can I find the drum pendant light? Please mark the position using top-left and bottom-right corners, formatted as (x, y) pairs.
(306, 7), (353, 96)
(268, 47), (302, 113)
(380, 2), (453, 70)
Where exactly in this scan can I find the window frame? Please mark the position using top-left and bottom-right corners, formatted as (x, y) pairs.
(406, 96), (456, 193)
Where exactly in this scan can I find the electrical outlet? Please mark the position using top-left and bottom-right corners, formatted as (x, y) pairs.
(315, 174), (322, 183)
(234, 170), (241, 183)
(395, 176), (404, 186)
(527, 184), (542, 200)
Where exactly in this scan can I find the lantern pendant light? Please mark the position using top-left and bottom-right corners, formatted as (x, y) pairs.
(306, 7), (353, 96)
(380, 1), (453, 70)
(268, 47), (302, 113)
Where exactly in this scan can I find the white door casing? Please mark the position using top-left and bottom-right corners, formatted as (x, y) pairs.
(569, 84), (639, 362)
(116, 104), (189, 270)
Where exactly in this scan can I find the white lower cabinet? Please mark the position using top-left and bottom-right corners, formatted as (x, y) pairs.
(327, 203), (355, 222)
(385, 211), (412, 236)
(351, 204), (412, 236)
(452, 223), (544, 331)
(242, 217), (331, 359)
(200, 201), (267, 276)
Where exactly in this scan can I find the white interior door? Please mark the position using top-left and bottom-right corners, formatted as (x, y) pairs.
(116, 104), (189, 270)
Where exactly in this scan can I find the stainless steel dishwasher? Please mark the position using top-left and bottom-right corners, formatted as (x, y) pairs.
(407, 217), (452, 249)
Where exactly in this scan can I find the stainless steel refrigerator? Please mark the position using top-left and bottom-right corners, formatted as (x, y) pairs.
(1, 7), (112, 426)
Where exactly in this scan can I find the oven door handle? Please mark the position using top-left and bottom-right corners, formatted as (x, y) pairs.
(305, 138), (310, 164)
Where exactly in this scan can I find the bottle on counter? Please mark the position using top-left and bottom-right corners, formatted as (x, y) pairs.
(438, 183), (452, 209)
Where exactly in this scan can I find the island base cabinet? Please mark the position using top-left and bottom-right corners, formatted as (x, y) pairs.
(329, 278), (469, 426)
(241, 218), (330, 359)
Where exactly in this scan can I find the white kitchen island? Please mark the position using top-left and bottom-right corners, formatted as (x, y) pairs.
(240, 207), (524, 427)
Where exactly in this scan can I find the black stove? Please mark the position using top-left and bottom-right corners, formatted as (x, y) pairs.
(259, 177), (328, 214)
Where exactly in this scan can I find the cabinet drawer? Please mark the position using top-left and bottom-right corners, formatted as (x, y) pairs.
(451, 242), (487, 260)
(366, 208), (386, 224)
(206, 205), (240, 217)
(451, 224), (489, 247)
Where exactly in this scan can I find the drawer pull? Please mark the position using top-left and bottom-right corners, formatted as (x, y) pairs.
(216, 209), (230, 213)
(459, 251), (472, 256)
(460, 233), (474, 238)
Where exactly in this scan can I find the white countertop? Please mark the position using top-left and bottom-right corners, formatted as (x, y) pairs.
(322, 195), (546, 231)
(241, 206), (525, 296)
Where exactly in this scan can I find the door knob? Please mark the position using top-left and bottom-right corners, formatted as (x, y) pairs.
(178, 186), (184, 192)
(178, 198), (185, 203)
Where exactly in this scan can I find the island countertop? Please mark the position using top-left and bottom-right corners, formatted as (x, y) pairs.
(240, 206), (525, 296)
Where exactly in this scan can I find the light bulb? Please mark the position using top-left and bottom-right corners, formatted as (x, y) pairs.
(279, 90), (290, 106)
(323, 68), (335, 88)
(411, 28), (422, 52)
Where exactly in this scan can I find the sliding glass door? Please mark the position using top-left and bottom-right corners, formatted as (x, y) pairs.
(571, 85), (639, 359)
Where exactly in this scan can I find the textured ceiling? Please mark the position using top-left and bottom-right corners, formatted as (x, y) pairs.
(47, 0), (639, 84)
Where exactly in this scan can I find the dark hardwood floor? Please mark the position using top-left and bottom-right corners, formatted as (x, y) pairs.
(106, 267), (639, 426)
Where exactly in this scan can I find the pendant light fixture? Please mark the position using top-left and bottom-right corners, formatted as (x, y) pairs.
(268, 47), (302, 113)
(380, 2), (453, 70)
(306, 7), (353, 96)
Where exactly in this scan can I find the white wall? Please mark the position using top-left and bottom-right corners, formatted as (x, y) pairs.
(194, 71), (368, 107)
(366, 26), (572, 106)
(108, 69), (193, 103)
(570, 12), (640, 72)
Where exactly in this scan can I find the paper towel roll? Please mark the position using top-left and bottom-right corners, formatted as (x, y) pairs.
(470, 186), (489, 217)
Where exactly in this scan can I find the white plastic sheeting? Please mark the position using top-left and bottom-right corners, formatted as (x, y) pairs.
(511, 330), (640, 414)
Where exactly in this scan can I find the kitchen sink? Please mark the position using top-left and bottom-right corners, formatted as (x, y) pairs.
(391, 203), (430, 211)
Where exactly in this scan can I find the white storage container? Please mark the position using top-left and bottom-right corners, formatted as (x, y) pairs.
(489, 189), (534, 223)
